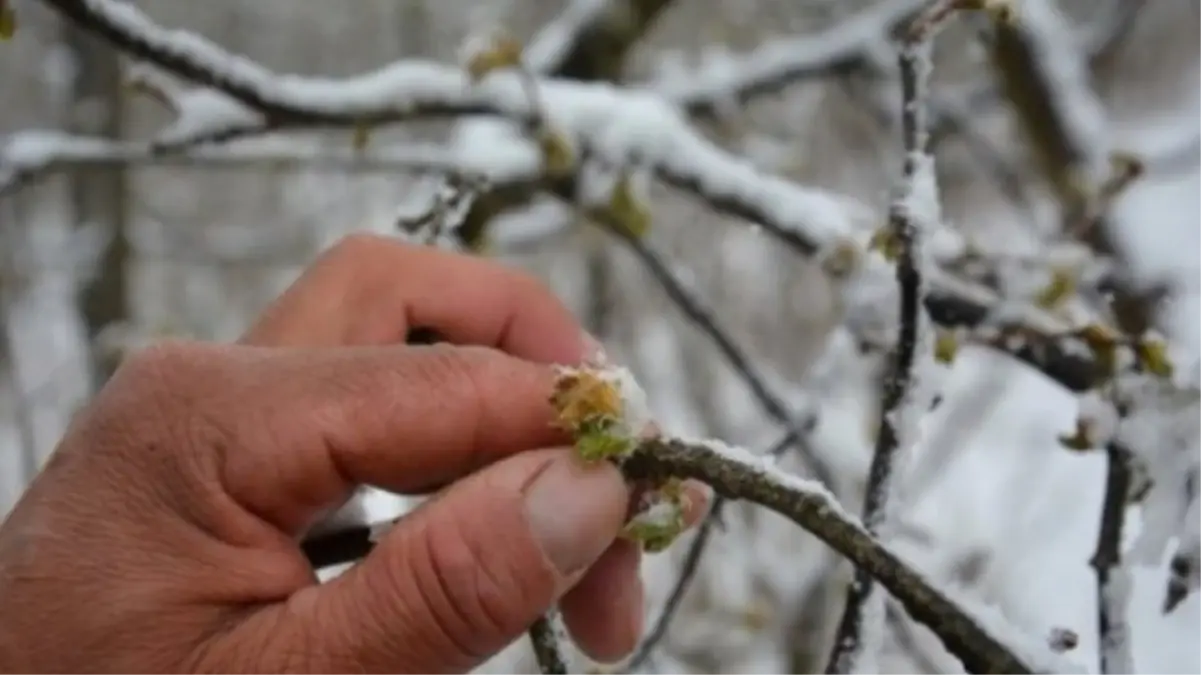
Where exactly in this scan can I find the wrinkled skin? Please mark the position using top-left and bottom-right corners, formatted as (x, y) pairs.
(0, 235), (708, 673)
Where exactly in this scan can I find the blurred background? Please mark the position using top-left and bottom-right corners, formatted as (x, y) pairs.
(1, 0), (1198, 672)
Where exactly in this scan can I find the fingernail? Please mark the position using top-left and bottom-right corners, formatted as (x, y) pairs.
(625, 580), (646, 659)
(620, 546), (647, 651)
(524, 455), (627, 576)
(580, 331), (607, 365)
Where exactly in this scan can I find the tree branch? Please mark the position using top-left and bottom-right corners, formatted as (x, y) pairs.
(448, 0), (676, 248)
(39, 0), (864, 251)
(659, 0), (926, 116)
(626, 436), (1040, 675)
(0, 131), (489, 196)
(304, 434), (1039, 674)
(528, 0), (676, 81)
(988, 0), (1157, 336)
(988, 3), (1196, 665)
(26, 0), (1170, 409)
(622, 431), (794, 672)
(826, 3), (947, 669)
(529, 612), (570, 674)
(1089, 440), (1135, 674)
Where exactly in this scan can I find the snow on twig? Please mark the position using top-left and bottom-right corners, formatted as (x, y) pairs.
(990, 1), (1198, 663)
(598, 224), (824, 474)
(42, 0), (867, 254)
(825, 3), (950, 671)
(434, 0), (673, 248)
(568, 361), (1057, 674)
(39, 1), (1192, 430)
(519, 0), (611, 73)
(34, 0), (1154, 402)
(0, 131), (490, 197)
(528, 611), (570, 675)
(304, 427), (1040, 674)
(658, 0), (925, 115)
(29, 1), (1154, 514)
(1089, 439), (1136, 674)
(621, 434), (1036, 674)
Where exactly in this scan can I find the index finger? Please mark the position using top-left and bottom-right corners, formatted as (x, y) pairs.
(241, 234), (590, 365)
(125, 341), (570, 536)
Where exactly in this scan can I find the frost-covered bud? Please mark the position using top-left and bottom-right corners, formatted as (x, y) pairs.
(550, 364), (691, 553)
(1059, 391), (1119, 451)
(1074, 323), (1122, 380)
(819, 237), (863, 279)
(536, 127), (576, 178)
(1133, 332), (1174, 379)
(934, 327), (960, 365)
(1034, 266), (1077, 311)
(550, 364), (653, 462)
(608, 170), (651, 238)
(459, 27), (524, 82)
(621, 478), (689, 553)
(868, 224), (904, 263)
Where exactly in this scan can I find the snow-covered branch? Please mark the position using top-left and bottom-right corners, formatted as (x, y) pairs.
(34, 0), (1192, 415)
(985, 4), (1199, 670)
(0, 131), (489, 197)
(442, 0), (674, 249)
(529, 612), (570, 675)
(30, 0), (1157, 404)
(304, 428), (1041, 674)
(988, 0), (1153, 337)
(657, 0), (925, 115)
(596, 221), (825, 477)
(524, 0), (675, 79)
(825, 3), (952, 670)
(660, 0), (1136, 130)
(624, 435), (1043, 675)
(41, 0), (867, 250)
(1090, 440), (1136, 674)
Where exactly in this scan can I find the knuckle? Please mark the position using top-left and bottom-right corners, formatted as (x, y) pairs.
(406, 347), (497, 448)
(111, 340), (205, 393)
(92, 338), (222, 465)
(408, 345), (508, 396)
(504, 266), (556, 303)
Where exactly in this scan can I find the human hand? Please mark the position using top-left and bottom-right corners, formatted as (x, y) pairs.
(0, 235), (707, 673)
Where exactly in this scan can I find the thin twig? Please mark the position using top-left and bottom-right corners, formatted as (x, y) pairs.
(988, 0), (1156, 336)
(599, 223), (824, 476)
(622, 436), (1033, 674)
(660, 0), (926, 116)
(825, 2), (947, 670)
(0, 132), (488, 197)
(529, 611), (570, 674)
(305, 433), (1036, 673)
(992, 3), (1184, 661)
(622, 499), (722, 672)
(31, 0), (1139, 400)
(622, 433), (793, 671)
(1089, 440), (1135, 674)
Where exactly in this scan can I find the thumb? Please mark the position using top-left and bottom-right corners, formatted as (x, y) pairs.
(266, 448), (629, 673)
